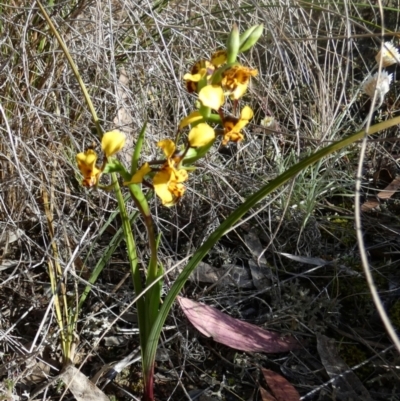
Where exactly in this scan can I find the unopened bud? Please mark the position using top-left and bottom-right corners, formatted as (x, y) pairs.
(226, 24), (240, 64)
(239, 24), (263, 53)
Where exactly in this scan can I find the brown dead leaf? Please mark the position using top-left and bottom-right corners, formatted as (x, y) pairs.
(178, 296), (299, 353)
(262, 369), (300, 401)
(377, 176), (400, 200)
(248, 259), (270, 289)
(361, 198), (380, 212)
(0, 227), (24, 245)
(244, 231), (267, 264)
(362, 175), (400, 211)
(61, 365), (109, 401)
(244, 231), (271, 289)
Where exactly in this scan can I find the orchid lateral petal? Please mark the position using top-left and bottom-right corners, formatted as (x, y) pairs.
(179, 111), (204, 129)
(124, 162), (152, 185)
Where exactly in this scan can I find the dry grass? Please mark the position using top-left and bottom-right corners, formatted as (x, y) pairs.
(1, 0), (400, 400)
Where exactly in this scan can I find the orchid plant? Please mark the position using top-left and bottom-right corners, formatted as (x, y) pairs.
(73, 24), (263, 400)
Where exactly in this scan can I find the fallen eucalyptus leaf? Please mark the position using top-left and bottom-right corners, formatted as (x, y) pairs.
(259, 386), (277, 401)
(178, 296), (298, 353)
(377, 176), (400, 200)
(261, 368), (300, 401)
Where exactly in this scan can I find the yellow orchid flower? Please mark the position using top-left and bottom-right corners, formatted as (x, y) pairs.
(199, 85), (225, 110)
(153, 138), (190, 205)
(157, 139), (176, 159)
(101, 130), (126, 157)
(183, 60), (215, 93)
(124, 162), (152, 185)
(222, 105), (254, 145)
(76, 149), (101, 187)
(153, 160), (189, 206)
(188, 123), (215, 147)
(221, 65), (258, 100)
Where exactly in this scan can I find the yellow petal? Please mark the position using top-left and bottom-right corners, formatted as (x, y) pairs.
(173, 168), (189, 183)
(179, 111), (204, 129)
(183, 69), (206, 82)
(231, 83), (248, 100)
(222, 131), (244, 146)
(154, 169), (174, 205)
(199, 85), (225, 110)
(210, 50), (227, 67)
(188, 123), (215, 147)
(76, 149), (97, 165)
(101, 130), (126, 157)
(124, 162), (151, 185)
(234, 119), (249, 132)
(169, 182), (186, 199)
(157, 139), (176, 158)
(240, 105), (254, 121)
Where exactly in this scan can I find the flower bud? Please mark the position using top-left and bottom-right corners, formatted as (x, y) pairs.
(226, 24), (240, 64)
(239, 24), (263, 53)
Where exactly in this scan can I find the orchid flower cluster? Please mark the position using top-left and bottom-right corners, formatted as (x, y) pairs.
(76, 25), (263, 206)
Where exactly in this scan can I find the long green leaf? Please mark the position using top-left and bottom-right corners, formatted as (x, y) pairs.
(143, 116), (400, 375)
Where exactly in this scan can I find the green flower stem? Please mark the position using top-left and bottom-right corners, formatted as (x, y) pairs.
(38, 1), (146, 352)
(132, 121), (147, 175)
(183, 138), (216, 165)
(207, 113), (222, 124)
(76, 193), (142, 312)
(114, 178), (147, 348)
(199, 104), (211, 120)
(143, 117), (400, 389)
